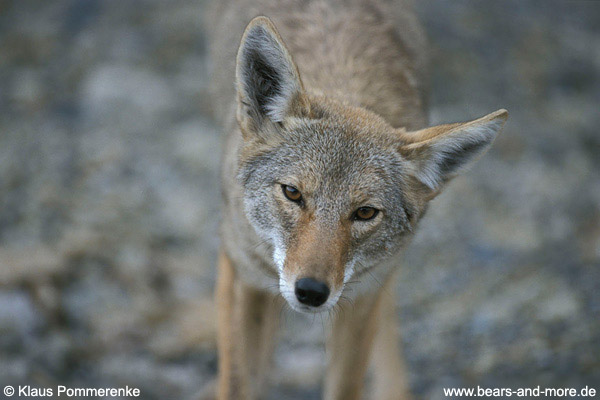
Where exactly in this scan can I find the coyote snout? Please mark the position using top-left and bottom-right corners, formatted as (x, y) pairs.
(278, 214), (350, 312)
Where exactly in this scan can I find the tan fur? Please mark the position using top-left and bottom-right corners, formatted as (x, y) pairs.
(398, 109), (508, 144)
(208, 0), (428, 130)
(370, 275), (412, 400)
(207, 1), (507, 399)
(216, 251), (282, 399)
(325, 283), (387, 400)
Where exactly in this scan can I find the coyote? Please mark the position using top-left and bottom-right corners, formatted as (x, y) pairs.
(207, 1), (507, 399)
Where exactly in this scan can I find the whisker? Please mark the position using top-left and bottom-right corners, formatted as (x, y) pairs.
(361, 262), (393, 300)
(319, 312), (327, 355)
(249, 237), (270, 251)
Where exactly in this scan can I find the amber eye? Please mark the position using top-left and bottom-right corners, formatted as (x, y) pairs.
(354, 207), (378, 221)
(282, 185), (302, 203)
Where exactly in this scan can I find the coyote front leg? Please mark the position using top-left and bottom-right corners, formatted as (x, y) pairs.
(324, 282), (388, 400)
(370, 275), (412, 400)
(216, 251), (280, 400)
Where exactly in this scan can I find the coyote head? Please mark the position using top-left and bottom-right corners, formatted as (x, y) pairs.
(235, 16), (507, 313)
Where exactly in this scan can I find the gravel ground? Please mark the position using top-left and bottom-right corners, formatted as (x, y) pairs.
(0, 1), (598, 399)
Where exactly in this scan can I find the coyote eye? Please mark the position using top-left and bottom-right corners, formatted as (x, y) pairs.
(354, 207), (378, 221)
(282, 185), (302, 203)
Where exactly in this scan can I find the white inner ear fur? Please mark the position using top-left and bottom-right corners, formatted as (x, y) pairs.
(237, 21), (302, 123)
(415, 117), (505, 190)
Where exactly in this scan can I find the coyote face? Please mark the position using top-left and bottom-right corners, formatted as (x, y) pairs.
(235, 17), (507, 313)
(239, 105), (417, 312)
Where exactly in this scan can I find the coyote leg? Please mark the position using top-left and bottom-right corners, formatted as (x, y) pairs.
(370, 275), (412, 400)
(216, 251), (280, 400)
(324, 283), (387, 400)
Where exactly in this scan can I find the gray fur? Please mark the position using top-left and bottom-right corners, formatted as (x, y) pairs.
(238, 118), (416, 282)
(208, 0), (507, 309)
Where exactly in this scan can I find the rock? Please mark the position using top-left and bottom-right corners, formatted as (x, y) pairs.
(0, 0), (599, 397)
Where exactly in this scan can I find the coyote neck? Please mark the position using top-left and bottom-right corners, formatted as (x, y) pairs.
(275, 4), (427, 129)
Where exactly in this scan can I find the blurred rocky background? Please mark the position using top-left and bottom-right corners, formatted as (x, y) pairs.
(0, 1), (598, 399)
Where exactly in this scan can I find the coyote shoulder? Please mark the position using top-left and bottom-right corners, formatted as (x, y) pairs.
(207, 1), (507, 399)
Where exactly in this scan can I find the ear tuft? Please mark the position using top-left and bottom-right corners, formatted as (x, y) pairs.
(236, 16), (305, 130)
(400, 109), (508, 192)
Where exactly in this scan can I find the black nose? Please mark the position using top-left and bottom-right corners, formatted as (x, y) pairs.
(295, 278), (330, 307)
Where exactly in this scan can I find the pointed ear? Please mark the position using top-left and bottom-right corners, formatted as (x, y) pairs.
(399, 109), (508, 196)
(235, 16), (308, 137)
